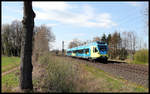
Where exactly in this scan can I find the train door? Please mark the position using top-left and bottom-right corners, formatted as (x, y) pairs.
(90, 46), (100, 59)
(72, 50), (76, 57)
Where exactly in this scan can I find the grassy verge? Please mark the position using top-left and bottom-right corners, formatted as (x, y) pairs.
(2, 70), (20, 92)
(2, 56), (20, 72)
(83, 64), (148, 92)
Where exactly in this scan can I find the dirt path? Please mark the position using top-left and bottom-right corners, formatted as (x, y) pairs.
(2, 66), (20, 76)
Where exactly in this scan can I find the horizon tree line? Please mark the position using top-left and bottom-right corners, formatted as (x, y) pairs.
(68, 30), (146, 60)
(1, 20), (55, 57)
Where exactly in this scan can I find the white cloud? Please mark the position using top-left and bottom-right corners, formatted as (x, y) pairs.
(33, 2), (117, 28)
(33, 1), (70, 11)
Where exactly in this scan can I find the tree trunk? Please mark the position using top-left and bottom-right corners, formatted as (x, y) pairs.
(20, 1), (35, 90)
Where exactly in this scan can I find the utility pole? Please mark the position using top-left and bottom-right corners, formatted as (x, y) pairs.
(20, 1), (35, 91)
(62, 41), (64, 55)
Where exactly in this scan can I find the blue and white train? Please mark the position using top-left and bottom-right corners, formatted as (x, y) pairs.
(66, 41), (108, 62)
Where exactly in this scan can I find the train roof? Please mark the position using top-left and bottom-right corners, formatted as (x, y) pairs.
(67, 41), (107, 51)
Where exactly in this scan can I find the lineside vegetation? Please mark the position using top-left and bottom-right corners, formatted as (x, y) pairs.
(32, 53), (148, 92)
(133, 49), (148, 64)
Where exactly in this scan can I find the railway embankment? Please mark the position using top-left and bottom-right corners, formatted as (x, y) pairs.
(62, 55), (149, 88)
(32, 53), (148, 92)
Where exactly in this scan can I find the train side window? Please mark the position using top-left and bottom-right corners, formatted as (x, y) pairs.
(82, 49), (84, 53)
(75, 50), (77, 53)
(93, 47), (98, 53)
(87, 49), (89, 54)
(79, 50), (81, 53)
(85, 49), (89, 54)
(80, 50), (82, 53)
(80, 50), (83, 54)
(78, 50), (80, 53)
(73, 51), (75, 53)
(67, 51), (72, 54)
(76, 50), (78, 53)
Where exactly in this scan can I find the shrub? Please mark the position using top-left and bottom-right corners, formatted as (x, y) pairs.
(134, 49), (148, 64)
(39, 53), (77, 92)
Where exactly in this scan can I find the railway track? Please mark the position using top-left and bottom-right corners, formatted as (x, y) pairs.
(107, 63), (148, 75)
(59, 55), (149, 88)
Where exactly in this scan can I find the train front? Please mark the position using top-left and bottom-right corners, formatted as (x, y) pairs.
(97, 43), (108, 61)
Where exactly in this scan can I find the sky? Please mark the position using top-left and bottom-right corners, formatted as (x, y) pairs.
(2, 1), (149, 50)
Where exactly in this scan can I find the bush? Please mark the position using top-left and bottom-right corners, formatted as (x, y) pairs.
(134, 49), (148, 64)
(39, 53), (77, 92)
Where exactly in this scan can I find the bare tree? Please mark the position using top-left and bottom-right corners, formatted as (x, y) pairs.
(131, 31), (137, 54)
(1, 24), (13, 56)
(68, 38), (81, 48)
(110, 32), (118, 58)
(138, 37), (142, 50)
(93, 36), (101, 42)
(33, 26), (49, 55)
(20, 1), (35, 91)
(121, 31), (137, 60)
(109, 31), (122, 59)
(122, 32), (129, 56)
(32, 25), (55, 62)
(11, 20), (23, 56)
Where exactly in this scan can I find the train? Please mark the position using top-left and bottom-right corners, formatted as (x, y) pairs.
(66, 41), (108, 62)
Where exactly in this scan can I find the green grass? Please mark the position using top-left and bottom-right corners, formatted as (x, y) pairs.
(2, 70), (20, 92)
(2, 56), (20, 72)
(2, 56), (20, 92)
(83, 64), (148, 92)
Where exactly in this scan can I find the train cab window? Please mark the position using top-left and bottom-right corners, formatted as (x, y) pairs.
(93, 47), (98, 53)
(98, 46), (107, 51)
(95, 48), (98, 52)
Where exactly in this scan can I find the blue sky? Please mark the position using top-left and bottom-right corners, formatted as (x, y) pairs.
(2, 1), (149, 50)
